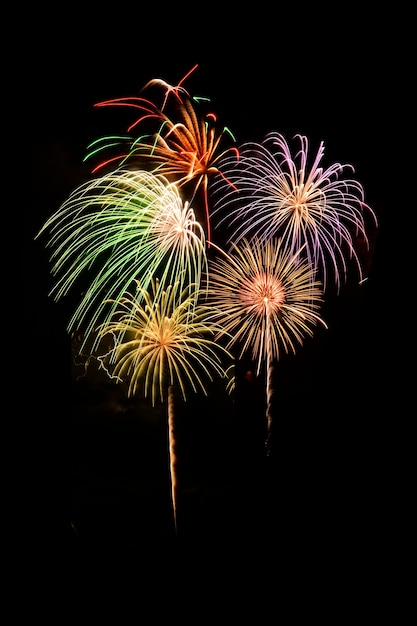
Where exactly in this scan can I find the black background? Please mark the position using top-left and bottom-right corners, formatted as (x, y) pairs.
(20, 6), (408, 612)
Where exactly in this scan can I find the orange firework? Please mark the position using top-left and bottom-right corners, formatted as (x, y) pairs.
(84, 64), (238, 243)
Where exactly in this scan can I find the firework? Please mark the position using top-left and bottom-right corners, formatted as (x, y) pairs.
(205, 237), (327, 376)
(211, 132), (378, 292)
(205, 236), (327, 452)
(84, 65), (238, 243)
(35, 169), (207, 353)
(96, 278), (233, 406)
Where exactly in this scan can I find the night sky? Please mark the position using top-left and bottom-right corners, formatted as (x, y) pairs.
(21, 9), (404, 607)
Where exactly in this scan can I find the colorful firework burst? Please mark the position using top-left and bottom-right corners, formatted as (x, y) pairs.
(205, 237), (327, 376)
(35, 169), (207, 353)
(83, 64), (238, 243)
(96, 278), (233, 406)
(211, 132), (378, 292)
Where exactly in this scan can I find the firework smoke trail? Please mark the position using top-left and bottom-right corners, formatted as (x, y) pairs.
(205, 237), (327, 452)
(265, 317), (275, 455)
(36, 170), (207, 354)
(211, 132), (378, 293)
(84, 65), (239, 244)
(168, 385), (178, 536)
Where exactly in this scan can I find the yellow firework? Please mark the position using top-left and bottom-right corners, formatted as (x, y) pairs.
(96, 278), (233, 406)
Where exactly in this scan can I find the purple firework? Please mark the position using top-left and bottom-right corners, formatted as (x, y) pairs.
(211, 132), (378, 293)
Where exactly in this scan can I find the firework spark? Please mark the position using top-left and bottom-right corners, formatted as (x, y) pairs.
(96, 278), (233, 406)
(84, 65), (238, 243)
(212, 132), (378, 292)
(205, 237), (327, 376)
(35, 169), (207, 353)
